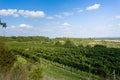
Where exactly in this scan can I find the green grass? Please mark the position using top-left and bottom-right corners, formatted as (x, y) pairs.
(43, 61), (86, 80)
(41, 58), (101, 80)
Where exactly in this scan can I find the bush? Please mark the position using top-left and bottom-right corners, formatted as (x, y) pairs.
(29, 67), (43, 80)
(64, 40), (75, 48)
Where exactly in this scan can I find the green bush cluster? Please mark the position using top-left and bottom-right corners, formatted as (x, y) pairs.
(29, 67), (43, 80)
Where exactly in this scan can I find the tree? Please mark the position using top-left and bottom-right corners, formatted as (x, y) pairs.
(55, 41), (62, 47)
(0, 19), (7, 36)
(64, 40), (75, 48)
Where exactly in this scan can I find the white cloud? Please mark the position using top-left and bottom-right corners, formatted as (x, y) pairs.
(18, 10), (45, 18)
(5, 24), (56, 37)
(86, 4), (100, 10)
(0, 9), (45, 18)
(8, 24), (33, 29)
(115, 16), (120, 19)
(62, 22), (71, 26)
(60, 22), (71, 31)
(19, 24), (33, 28)
(6, 24), (38, 36)
(46, 16), (54, 19)
(0, 9), (19, 17)
(4, 22), (120, 38)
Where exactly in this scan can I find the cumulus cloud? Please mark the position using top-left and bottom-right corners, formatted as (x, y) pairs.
(86, 4), (100, 10)
(5, 24), (55, 37)
(19, 24), (33, 28)
(62, 22), (71, 26)
(60, 22), (71, 31)
(0, 9), (45, 18)
(18, 10), (45, 18)
(8, 24), (33, 29)
(6, 24), (38, 36)
(0, 9), (19, 17)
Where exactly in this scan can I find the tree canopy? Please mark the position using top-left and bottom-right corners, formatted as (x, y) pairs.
(0, 19), (7, 28)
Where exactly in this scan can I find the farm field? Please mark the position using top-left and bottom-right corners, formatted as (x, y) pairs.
(0, 36), (120, 80)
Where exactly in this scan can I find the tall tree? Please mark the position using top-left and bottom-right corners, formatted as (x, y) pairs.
(0, 19), (7, 36)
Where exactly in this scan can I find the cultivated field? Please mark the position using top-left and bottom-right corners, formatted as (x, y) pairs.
(0, 36), (120, 80)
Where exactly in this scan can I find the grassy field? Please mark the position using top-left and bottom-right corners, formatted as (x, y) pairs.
(40, 58), (101, 80)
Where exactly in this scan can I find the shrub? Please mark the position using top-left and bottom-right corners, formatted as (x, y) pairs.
(64, 40), (75, 48)
(29, 66), (43, 80)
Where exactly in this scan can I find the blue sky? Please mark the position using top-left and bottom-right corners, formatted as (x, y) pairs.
(0, 0), (120, 38)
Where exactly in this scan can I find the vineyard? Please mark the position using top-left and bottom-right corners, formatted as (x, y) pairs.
(0, 36), (120, 80)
